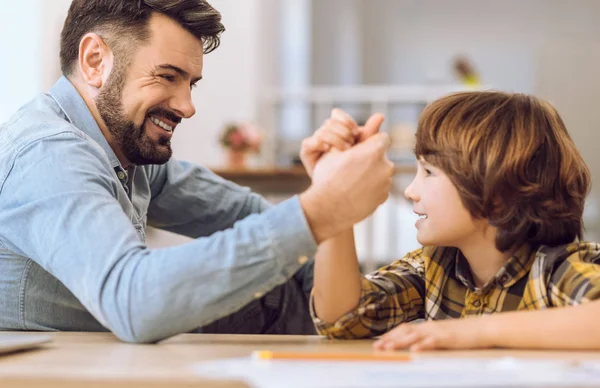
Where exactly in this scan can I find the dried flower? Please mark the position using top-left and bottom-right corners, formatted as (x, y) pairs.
(220, 122), (263, 153)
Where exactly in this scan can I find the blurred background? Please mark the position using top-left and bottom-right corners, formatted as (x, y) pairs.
(2, 0), (600, 271)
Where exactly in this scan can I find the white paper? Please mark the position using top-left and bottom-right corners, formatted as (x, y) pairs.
(194, 357), (600, 388)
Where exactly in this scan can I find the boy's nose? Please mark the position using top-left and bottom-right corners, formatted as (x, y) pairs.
(404, 180), (420, 202)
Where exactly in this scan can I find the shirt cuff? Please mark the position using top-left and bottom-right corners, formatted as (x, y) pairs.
(310, 277), (386, 339)
(262, 195), (318, 277)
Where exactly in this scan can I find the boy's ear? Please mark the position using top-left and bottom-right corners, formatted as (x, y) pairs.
(358, 113), (385, 142)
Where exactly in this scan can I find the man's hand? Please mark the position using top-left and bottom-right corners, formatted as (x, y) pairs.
(299, 119), (394, 243)
(372, 316), (493, 352)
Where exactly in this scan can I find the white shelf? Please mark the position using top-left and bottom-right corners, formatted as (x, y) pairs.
(263, 84), (480, 104)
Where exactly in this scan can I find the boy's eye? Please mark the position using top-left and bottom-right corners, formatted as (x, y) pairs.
(424, 168), (432, 176)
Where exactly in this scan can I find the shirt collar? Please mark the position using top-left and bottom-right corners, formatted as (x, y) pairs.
(48, 76), (123, 170)
(454, 243), (535, 291)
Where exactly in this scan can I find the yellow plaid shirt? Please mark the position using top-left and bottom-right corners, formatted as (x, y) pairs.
(311, 242), (600, 339)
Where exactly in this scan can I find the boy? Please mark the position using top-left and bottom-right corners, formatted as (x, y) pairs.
(306, 92), (600, 351)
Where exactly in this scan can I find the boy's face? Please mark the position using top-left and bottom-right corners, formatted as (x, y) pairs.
(404, 158), (482, 248)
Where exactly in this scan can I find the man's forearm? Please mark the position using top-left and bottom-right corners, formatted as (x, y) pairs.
(313, 229), (362, 323)
(481, 300), (600, 349)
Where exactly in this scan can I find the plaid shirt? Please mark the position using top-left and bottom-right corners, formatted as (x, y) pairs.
(311, 242), (600, 339)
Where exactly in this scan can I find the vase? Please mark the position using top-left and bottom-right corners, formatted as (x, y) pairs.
(227, 150), (248, 169)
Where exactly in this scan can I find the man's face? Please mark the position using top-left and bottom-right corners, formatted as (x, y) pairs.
(96, 13), (204, 166)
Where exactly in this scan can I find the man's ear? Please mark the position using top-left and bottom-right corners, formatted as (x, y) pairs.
(78, 33), (113, 89)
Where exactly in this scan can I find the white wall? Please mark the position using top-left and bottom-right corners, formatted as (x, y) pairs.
(535, 3), (600, 242)
(311, 0), (600, 91)
(312, 0), (549, 91)
(310, 0), (365, 85)
(172, 0), (279, 168)
(40, 0), (72, 90)
(536, 43), (600, 241)
(0, 0), (43, 122)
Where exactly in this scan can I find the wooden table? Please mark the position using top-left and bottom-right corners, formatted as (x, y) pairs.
(2, 332), (600, 387)
(211, 167), (311, 196)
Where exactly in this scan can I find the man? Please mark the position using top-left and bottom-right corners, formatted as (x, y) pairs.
(0, 0), (394, 343)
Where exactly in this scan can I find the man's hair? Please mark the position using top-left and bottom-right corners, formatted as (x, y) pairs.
(60, 0), (225, 76)
(415, 91), (591, 252)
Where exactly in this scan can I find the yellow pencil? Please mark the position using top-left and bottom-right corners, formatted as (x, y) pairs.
(252, 350), (411, 362)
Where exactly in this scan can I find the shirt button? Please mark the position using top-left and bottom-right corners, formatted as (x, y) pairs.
(254, 291), (264, 299)
(298, 256), (309, 265)
(500, 275), (510, 284)
(117, 171), (126, 180)
(472, 299), (481, 307)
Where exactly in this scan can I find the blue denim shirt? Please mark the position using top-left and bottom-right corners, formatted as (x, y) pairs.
(0, 77), (317, 343)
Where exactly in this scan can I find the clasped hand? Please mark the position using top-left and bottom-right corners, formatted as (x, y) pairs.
(299, 109), (395, 229)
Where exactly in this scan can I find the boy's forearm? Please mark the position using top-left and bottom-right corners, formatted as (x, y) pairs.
(481, 300), (600, 349)
(313, 229), (362, 323)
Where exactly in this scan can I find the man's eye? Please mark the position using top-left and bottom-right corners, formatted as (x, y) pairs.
(160, 75), (176, 82)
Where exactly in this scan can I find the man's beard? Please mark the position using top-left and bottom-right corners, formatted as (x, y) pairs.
(95, 67), (174, 166)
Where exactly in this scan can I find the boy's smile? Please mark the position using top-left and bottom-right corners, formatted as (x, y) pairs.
(405, 158), (480, 248)
(414, 211), (428, 228)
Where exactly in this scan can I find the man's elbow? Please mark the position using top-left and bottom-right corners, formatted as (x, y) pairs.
(108, 322), (167, 344)
(98, 304), (173, 344)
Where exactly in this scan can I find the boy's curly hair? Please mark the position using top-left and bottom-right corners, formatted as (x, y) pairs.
(415, 91), (590, 252)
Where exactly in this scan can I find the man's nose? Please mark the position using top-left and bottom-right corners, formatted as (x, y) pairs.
(170, 89), (196, 119)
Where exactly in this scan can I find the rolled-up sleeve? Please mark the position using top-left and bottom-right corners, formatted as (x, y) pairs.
(310, 249), (427, 339)
(547, 243), (600, 306)
(144, 160), (272, 238)
(0, 131), (317, 343)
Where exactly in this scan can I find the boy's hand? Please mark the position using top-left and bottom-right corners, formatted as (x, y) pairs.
(300, 108), (358, 178)
(372, 316), (493, 352)
(300, 109), (383, 178)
